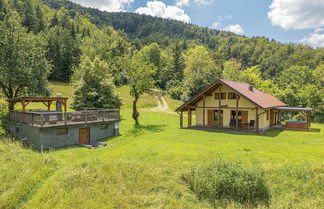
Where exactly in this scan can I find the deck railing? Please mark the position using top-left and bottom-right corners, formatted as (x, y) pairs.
(9, 109), (120, 127)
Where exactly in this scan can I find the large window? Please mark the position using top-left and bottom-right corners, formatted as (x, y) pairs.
(228, 92), (240, 99)
(214, 93), (226, 99)
(213, 110), (223, 124)
(56, 128), (68, 135)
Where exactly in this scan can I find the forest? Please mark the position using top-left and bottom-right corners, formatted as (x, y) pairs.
(0, 0), (323, 123)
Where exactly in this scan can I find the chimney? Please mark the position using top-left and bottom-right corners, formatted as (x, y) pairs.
(249, 85), (253, 91)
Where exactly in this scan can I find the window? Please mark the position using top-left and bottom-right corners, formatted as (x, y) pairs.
(214, 93), (226, 99)
(266, 110), (269, 120)
(100, 124), (108, 129)
(56, 128), (68, 135)
(228, 92), (240, 99)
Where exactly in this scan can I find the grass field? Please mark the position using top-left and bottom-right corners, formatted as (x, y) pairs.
(13, 82), (157, 110)
(0, 108), (323, 208)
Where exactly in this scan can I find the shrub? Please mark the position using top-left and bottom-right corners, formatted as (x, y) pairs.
(182, 158), (270, 207)
(0, 99), (8, 137)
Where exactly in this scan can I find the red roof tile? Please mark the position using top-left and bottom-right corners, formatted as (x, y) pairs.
(219, 79), (287, 109)
(176, 79), (286, 111)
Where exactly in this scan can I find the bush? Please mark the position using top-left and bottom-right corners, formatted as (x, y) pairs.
(182, 159), (270, 207)
(0, 99), (8, 137)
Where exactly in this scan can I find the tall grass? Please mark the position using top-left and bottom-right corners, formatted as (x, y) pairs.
(182, 159), (270, 207)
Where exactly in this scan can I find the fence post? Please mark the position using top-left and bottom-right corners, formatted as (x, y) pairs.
(85, 112), (88, 123)
(65, 113), (67, 125)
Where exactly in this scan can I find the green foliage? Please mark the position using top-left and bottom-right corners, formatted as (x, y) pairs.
(0, 99), (7, 136)
(181, 45), (221, 101)
(222, 59), (242, 81)
(0, 10), (51, 101)
(182, 159), (270, 207)
(72, 56), (122, 110)
(122, 51), (157, 124)
(80, 26), (130, 85)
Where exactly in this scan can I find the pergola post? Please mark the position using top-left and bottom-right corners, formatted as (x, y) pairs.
(188, 108), (192, 127)
(180, 111), (183, 128)
(218, 85), (221, 128)
(256, 108), (259, 132)
(235, 94), (239, 129)
(202, 95), (206, 127)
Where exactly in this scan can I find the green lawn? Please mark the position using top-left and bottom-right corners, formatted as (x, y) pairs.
(0, 109), (323, 208)
(13, 83), (157, 111)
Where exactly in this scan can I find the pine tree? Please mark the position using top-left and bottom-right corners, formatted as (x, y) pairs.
(0, 0), (9, 21)
(35, 6), (46, 33)
(23, 0), (36, 32)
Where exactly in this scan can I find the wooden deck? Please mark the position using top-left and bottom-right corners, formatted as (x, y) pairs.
(9, 109), (120, 128)
(186, 125), (260, 133)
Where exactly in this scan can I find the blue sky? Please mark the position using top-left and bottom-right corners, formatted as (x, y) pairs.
(70, 0), (324, 47)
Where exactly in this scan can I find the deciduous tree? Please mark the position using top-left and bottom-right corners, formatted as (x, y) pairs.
(0, 11), (51, 109)
(123, 52), (156, 125)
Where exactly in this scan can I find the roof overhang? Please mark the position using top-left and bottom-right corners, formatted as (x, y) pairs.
(274, 107), (312, 111)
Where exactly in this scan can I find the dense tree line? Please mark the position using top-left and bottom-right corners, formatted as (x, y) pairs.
(0, 0), (323, 123)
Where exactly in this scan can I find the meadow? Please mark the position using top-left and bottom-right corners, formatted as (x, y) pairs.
(1, 83), (323, 209)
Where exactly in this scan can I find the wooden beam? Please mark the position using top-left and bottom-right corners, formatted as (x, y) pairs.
(180, 111), (183, 128)
(218, 85), (221, 128)
(235, 94), (239, 129)
(193, 106), (257, 110)
(188, 108), (192, 126)
(256, 108), (259, 132)
(202, 95), (206, 127)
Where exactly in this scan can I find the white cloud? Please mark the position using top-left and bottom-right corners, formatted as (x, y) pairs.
(194, 0), (213, 5)
(69, 0), (134, 12)
(176, 0), (190, 7)
(223, 24), (244, 35)
(268, 0), (324, 30)
(211, 21), (221, 29)
(300, 28), (324, 48)
(175, 0), (213, 7)
(224, 15), (232, 19)
(135, 1), (191, 23)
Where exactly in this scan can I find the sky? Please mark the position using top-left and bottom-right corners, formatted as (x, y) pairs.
(69, 0), (324, 48)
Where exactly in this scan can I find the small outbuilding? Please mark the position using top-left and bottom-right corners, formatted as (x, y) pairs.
(7, 97), (120, 149)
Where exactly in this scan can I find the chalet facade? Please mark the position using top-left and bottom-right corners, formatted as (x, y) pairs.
(176, 79), (312, 133)
(7, 97), (120, 149)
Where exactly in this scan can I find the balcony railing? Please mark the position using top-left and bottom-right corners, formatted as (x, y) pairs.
(9, 109), (120, 127)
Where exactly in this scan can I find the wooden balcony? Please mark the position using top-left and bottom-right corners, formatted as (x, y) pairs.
(9, 109), (120, 127)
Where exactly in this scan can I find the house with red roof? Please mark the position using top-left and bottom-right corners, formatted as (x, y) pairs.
(176, 79), (312, 132)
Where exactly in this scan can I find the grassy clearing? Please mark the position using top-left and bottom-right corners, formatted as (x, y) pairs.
(116, 85), (157, 108)
(0, 109), (323, 208)
(13, 83), (158, 110)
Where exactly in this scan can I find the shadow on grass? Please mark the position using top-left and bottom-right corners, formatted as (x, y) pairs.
(125, 124), (166, 137)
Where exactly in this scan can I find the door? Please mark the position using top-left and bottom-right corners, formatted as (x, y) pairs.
(241, 111), (248, 128)
(270, 110), (275, 127)
(79, 128), (90, 144)
(207, 110), (213, 126)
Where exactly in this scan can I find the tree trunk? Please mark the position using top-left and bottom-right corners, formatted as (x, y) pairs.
(132, 96), (140, 125)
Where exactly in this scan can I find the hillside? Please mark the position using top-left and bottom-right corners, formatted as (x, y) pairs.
(1, 110), (323, 208)
(41, 0), (232, 47)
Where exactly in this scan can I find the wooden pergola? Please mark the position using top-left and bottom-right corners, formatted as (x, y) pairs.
(274, 107), (312, 130)
(8, 97), (68, 112)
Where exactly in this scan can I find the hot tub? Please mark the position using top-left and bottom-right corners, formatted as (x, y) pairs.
(285, 121), (307, 130)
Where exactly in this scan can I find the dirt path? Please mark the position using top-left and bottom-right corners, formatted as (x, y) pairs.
(147, 90), (176, 115)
